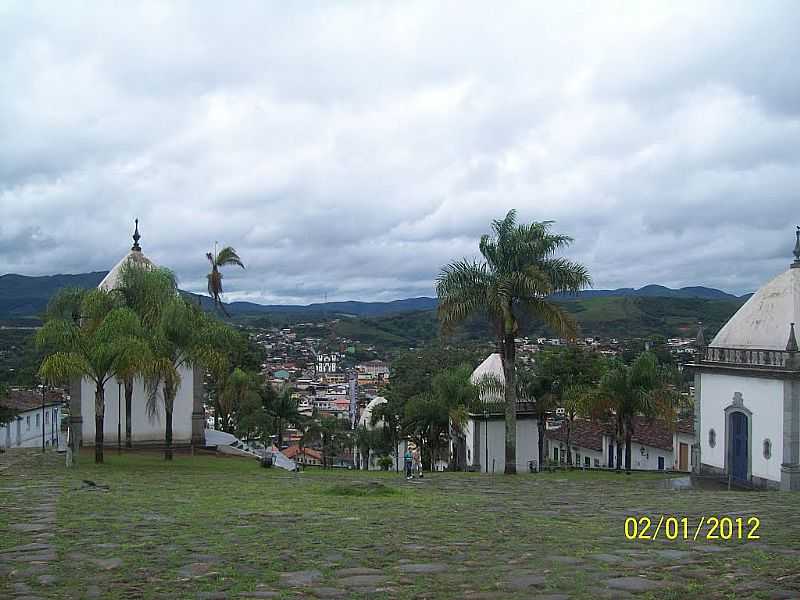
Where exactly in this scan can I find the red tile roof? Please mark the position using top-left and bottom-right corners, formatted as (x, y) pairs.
(283, 445), (322, 460)
(547, 416), (695, 452)
(1, 389), (65, 413)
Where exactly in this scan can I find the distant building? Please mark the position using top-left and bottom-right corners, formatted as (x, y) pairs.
(357, 360), (390, 381)
(316, 353), (339, 374)
(546, 417), (694, 471)
(693, 231), (800, 490)
(283, 445), (323, 466)
(1, 389), (65, 450)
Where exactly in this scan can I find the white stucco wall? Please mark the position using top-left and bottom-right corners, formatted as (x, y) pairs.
(1, 405), (62, 449)
(627, 442), (672, 471)
(699, 372), (784, 482)
(467, 416), (539, 473)
(80, 365), (194, 445)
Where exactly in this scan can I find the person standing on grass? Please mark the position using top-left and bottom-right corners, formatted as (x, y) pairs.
(404, 445), (413, 480)
(412, 444), (422, 479)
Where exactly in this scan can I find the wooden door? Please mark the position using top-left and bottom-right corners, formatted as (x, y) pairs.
(679, 442), (688, 471)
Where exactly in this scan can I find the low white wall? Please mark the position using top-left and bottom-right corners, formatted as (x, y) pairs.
(469, 417), (539, 473)
(81, 365), (194, 445)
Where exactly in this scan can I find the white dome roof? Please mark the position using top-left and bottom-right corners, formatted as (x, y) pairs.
(711, 267), (800, 351)
(98, 249), (155, 291)
(358, 396), (387, 429)
(470, 353), (504, 384)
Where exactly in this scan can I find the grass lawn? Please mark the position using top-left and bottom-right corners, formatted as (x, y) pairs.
(2, 449), (800, 599)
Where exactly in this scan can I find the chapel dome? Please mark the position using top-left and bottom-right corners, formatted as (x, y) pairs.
(97, 219), (156, 291)
(470, 353), (504, 384)
(358, 396), (387, 429)
(711, 254), (800, 351)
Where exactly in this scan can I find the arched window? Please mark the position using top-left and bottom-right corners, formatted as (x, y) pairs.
(763, 438), (772, 460)
(708, 428), (716, 448)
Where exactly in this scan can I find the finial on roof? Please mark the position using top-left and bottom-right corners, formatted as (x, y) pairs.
(696, 321), (705, 348)
(793, 225), (800, 268)
(787, 323), (799, 353)
(131, 218), (141, 251)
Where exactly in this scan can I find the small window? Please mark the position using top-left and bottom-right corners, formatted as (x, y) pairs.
(763, 439), (772, 460)
(26, 416), (30, 430)
(553, 447), (559, 462)
(36, 414), (40, 428)
(584, 456), (591, 468)
(658, 456), (665, 470)
(45, 412), (49, 424)
(708, 428), (716, 448)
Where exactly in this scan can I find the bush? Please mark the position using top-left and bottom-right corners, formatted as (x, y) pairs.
(377, 456), (393, 471)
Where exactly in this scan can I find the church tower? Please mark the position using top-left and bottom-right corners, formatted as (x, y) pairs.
(693, 227), (800, 490)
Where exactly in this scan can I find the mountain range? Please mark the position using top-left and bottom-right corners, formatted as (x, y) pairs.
(0, 270), (751, 322)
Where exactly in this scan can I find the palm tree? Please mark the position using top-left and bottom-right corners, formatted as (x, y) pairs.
(302, 416), (351, 469)
(589, 353), (684, 473)
(144, 298), (233, 459)
(206, 245), (245, 316)
(436, 210), (590, 473)
(115, 265), (180, 448)
(265, 387), (303, 449)
(37, 288), (148, 463)
(218, 368), (260, 434)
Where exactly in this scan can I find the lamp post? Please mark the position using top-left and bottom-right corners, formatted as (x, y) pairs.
(117, 380), (122, 454)
(483, 409), (489, 474)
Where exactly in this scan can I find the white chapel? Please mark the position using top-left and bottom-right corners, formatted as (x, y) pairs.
(69, 221), (206, 449)
(694, 228), (800, 490)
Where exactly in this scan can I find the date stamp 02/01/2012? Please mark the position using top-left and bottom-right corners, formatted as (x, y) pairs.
(624, 515), (761, 541)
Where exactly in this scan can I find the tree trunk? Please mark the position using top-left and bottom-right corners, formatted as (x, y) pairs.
(164, 383), (175, 460)
(624, 417), (632, 474)
(277, 418), (283, 449)
(537, 417), (545, 471)
(94, 385), (105, 464)
(565, 418), (573, 466)
(615, 415), (623, 472)
(165, 409), (173, 460)
(501, 333), (517, 474)
(124, 377), (133, 449)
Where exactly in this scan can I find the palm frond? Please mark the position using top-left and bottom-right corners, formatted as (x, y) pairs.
(215, 246), (245, 268)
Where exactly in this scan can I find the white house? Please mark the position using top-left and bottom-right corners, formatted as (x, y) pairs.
(453, 353), (539, 473)
(694, 229), (800, 490)
(547, 417), (694, 471)
(1, 389), (65, 450)
(69, 222), (205, 449)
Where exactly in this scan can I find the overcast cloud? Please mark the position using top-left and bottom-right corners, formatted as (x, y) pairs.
(1, 1), (799, 303)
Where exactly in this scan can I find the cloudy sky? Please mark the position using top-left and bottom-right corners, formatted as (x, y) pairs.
(1, 1), (799, 303)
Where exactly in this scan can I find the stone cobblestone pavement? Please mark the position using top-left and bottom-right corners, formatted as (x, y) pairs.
(2, 449), (800, 599)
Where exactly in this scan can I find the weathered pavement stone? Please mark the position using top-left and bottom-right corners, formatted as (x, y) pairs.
(605, 576), (664, 592)
(279, 569), (324, 586)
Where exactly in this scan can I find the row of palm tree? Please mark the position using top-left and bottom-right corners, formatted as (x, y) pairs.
(37, 264), (239, 463)
(516, 349), (684, 473)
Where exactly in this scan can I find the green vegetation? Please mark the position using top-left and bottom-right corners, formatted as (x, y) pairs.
(325, 481), (398, 497)
(437, 210), (590, 473)
(4, 450), (800, 599)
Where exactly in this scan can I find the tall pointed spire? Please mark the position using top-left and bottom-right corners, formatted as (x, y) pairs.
(793, 225), (800, 268)
(787, 323), (799, 353)
(131, 218), (141, 252)
(696, 321), (705, 348)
